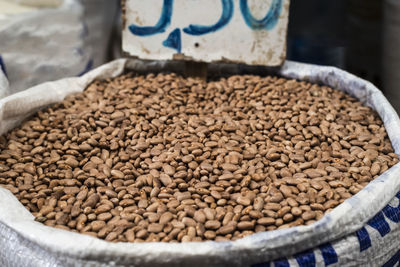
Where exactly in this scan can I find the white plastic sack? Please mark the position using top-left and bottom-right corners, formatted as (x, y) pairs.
(5, 0), (62, 7)
(0, 0), (91, 96)
(1, 59), (400, 267)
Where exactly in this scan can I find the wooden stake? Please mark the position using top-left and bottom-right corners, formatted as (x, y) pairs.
(185, 61), (208, 81)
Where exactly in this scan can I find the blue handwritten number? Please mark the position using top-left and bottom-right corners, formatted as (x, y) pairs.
(129, 0), (283, 52)
(183, 0), (234, 35)
(162, 28), (182, 53)
(240, 0), (282, 30)
(129, 0), (174, 36)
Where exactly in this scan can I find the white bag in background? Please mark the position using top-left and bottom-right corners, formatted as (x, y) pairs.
(0, 59), (400, 266)
(5, 0), (62, 7)
(0, 0), (92, 95)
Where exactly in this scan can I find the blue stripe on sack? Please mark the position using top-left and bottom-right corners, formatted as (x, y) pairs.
(252, 262), (270, 267)
(356, 227), (371, 252)
(318, 243), (338, 265)
(382, 192), (400, 223)
(382, 249), (400, 267)
(294, 250), (316, 267)
(355, 191), (400, 253)
(367, 211), (391, 237)
(250, 191), (400, 266)
(273, 259), (290, 267)
(0, 55), (7, 77)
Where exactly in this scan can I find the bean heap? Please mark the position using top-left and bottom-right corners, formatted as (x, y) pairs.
(0, 73), (398, 243)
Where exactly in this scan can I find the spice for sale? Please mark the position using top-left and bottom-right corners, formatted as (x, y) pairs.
(0, 72), (398, 242)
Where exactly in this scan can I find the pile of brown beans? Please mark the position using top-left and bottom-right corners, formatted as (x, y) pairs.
(0, 72), (398, 243)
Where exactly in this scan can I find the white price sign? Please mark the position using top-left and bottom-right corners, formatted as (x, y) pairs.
(122, 0), (290, 66)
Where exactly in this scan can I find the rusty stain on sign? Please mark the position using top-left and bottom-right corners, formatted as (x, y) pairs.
(122, 0), (290, 66)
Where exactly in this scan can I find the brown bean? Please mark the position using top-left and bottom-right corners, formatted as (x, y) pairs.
(237, 196), (251, 206)
(204, 230), (216, 240)
(148, 223), (163, 233)
(205, 220), (221, 230)
(91, 220), (106, 231)
(277, 206), (291, 218)
(111, 170), (124, 179)
(257, 217), (275, 226)
(194, 210), (207, 224)
(82, 194), (99, 209)
(97, 212), (112, 221)
(237, 221), (255, 230)
(182, 217), (197, 227)
(159, 212), (173, 225)
(301, 211), (316, 221)
(218, 222), (236, 235)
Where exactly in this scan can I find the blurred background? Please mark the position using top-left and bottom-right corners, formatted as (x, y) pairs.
(0, 0), (399, 111)
(288, 0), (400, 112)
